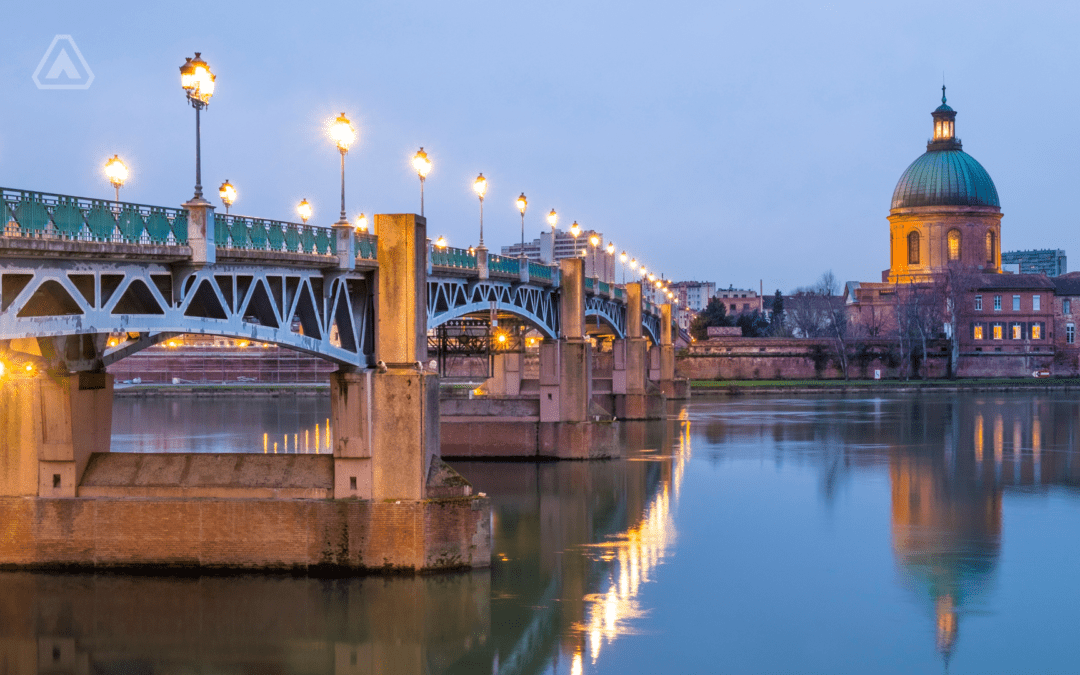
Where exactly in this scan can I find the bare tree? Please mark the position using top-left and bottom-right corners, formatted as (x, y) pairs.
(940, 265), (984, 378)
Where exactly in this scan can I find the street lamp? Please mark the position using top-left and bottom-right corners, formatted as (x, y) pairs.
(473, 173), (487, 247)
(570, 221), (581, 257)
(355, 213), (368, 233)
(606, 242), (615, 283)
(619, 250), (628, 284)
(218, 180), (236, 214)
(413, 148), (431, 216)
(329, 112), (356, 225)
(547, 208), (557, 230)
(435, 235), (448, 248)
(589, 234), (600, 277)
(104, 155), (128, 203)
(179, 52), (215, 201)
(516, 193), (527, 258)
(297, 199), (312, 224)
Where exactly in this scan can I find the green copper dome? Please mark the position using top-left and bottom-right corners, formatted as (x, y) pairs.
(891, 89), (1000, 210)
(891, 149), (1000, 209)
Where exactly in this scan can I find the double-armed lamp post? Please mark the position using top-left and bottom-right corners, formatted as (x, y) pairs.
(179, 53), (215, 202)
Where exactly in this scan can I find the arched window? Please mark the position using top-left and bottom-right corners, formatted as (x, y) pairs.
(907, 231), (920, 265)
(985, 230), (996, 265)
(947, 229), (962, 262)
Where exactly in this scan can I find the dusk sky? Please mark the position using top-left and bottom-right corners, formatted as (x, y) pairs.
(2, 0), (1076, 293)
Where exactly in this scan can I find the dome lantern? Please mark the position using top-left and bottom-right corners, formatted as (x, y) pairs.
(929, 85), (960, 150)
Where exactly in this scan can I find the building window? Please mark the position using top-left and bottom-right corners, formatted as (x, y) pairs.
(1033, 295), (1041, 311)
(974, 295), (983, 311)
(908, 231), (920, 265)
(974, 324), (984, 340)
(986, 230), (996, 265)
(1012, 324), (1022, 340)
(1032, 323), (1042, 340)
(1066, 299), (1072, 315)
(993, 324), (1003, 340)
(1068, 323), (1075, 344)
(993, 295), (1001, 311)
(947, 229), (962, 261)
(1012, 295), (1021, 311)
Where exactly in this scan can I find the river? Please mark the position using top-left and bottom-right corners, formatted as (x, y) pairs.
(2, 391), (1078, 674)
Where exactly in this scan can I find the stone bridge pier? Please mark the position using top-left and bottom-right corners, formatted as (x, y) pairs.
(611, 283), (665, 419)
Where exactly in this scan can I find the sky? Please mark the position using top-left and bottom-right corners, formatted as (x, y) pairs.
(1, 0), (1077, 294)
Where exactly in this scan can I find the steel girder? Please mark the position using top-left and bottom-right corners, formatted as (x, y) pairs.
(584, 294), (626, 338)
(428, 278), (561, 339)
(0, 258), (372, 367)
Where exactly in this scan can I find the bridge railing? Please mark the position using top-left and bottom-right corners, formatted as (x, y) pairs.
(528, 260), (554, 283)
(355, 232), (378, 261)
(214, 213), (334, 256)
(488, 254), (520, 277)
(1, 188), (188, 245)
(431, 246), (476, 270)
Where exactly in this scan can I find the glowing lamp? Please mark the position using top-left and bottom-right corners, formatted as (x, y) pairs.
(435, 235), (448, 248)
(473, 173), (488, 198)
(570, 221), (581, 237)
(297, 199), (312, 224)
(329, 112), (356, 152)
(606, 242), (615, 255)
(547, 209), (557, 229)
(218, 179), (236, 213)
(355, 213), (368, 233)
(105, 155), (128, 189)
(413, 147), (431, 178)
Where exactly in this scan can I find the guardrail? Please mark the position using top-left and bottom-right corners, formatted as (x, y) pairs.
(488, 254), (520, 276)
(214, 213), (334, 256)
(431, 246), (476, 269)
(528, 260), (553, 282)
(355, 233), (377, 260)
(1, 188), (188, 245)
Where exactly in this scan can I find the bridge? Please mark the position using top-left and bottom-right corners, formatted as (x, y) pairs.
(0, 187), (684, 573)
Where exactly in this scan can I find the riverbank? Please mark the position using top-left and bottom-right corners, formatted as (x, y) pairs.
(114, 383), (329, 397)
(690, 378), (1080, 395)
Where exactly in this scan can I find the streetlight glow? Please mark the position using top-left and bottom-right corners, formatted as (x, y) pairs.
(516, 193), (528, 214)
(435, 235), (448, 248)
(413, 148), (431, 216)
(297, 199), (312, 224)
(516, 193), (527, 258)
(474, 173), (487, 246)
(355, 213), (368, 233)
(329, 112), (356, 152)
(606, 242), (615, 255)
(547, 209), (557, 229)
(104, 155), (128, 203)
(179, 52), (215, 200)
(218, 179), (236, 214)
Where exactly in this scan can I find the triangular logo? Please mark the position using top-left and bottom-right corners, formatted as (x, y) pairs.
(33, 35), (94, 90)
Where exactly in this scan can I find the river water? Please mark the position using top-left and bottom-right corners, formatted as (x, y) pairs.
(3, 391), (1079, 674)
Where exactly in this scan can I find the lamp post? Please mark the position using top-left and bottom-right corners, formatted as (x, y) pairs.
(413, 148), (431, 216)
(179, 53), (215, 201)
(570, 221), (581, 258)
(589, 234), (600, 277)
(297, 199), (312, 224)
(329, 112), (356, 226)
(355, 213), (368, 234)
(619, 251), (628, 284)
(104, 155), (128, 204)
(473, 173), (487, 247)
(606, 242), (615, 282)
(516, 193), (527, 258)
(218, 180), (236, 214)
(547, 209), (557, 231)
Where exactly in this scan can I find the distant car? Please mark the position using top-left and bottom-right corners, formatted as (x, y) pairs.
(1032, 369), (1051, 378)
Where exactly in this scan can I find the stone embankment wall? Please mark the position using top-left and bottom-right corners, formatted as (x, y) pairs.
(678, 337), (950, 380)
(108, 347), (336, 384)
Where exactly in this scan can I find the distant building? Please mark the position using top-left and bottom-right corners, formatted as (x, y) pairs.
(1001, 249), (1066, 277)
(714, 286), (762, 314)
(668, 281), (716, 313)
(501, 228), (614, 280)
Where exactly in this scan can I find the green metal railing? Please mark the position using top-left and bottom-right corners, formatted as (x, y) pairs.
(598, 281), (611, 295)
(488, 254), (520, 275)
(584, 277), (595, 292)
(614, 286), (625, 301)
(431, 246), (476, 269)
(356, 233), (378, 260)
(528, 261), (553, 282)
(214, 213), (334, 255)
(1, 188), (188, 245)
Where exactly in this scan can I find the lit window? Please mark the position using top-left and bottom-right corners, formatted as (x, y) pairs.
(985, 231), (995, 264)
(908, 231), (920, 265)
(994, 295), (1001, 311)
(1033, 295), (1041, 311)
(993, 324), (1003, 340)
(974, 295), (983, 311)
(1012, 324), (1021, 340)
(948, 230), (961, 261)
(1066, 299), (1072, 315)
(1013, 295), (1021, 311)
(1032, 324), (1042, 340)
(974, 325), (984, 340)
(1068, 323), (1075, 344)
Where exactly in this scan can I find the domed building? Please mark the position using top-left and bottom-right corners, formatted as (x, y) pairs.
(886, 87), (1003, 282)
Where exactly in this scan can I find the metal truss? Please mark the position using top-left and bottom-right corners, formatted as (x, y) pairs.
(0, 259), (372, 368)
(584, 294), (626, 337)
(428, 278), (561, 339)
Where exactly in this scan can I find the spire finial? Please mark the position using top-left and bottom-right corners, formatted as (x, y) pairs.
(942, 83), (947, 105)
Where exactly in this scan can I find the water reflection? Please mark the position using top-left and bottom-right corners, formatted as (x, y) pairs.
(693, 392), (1080, 665)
